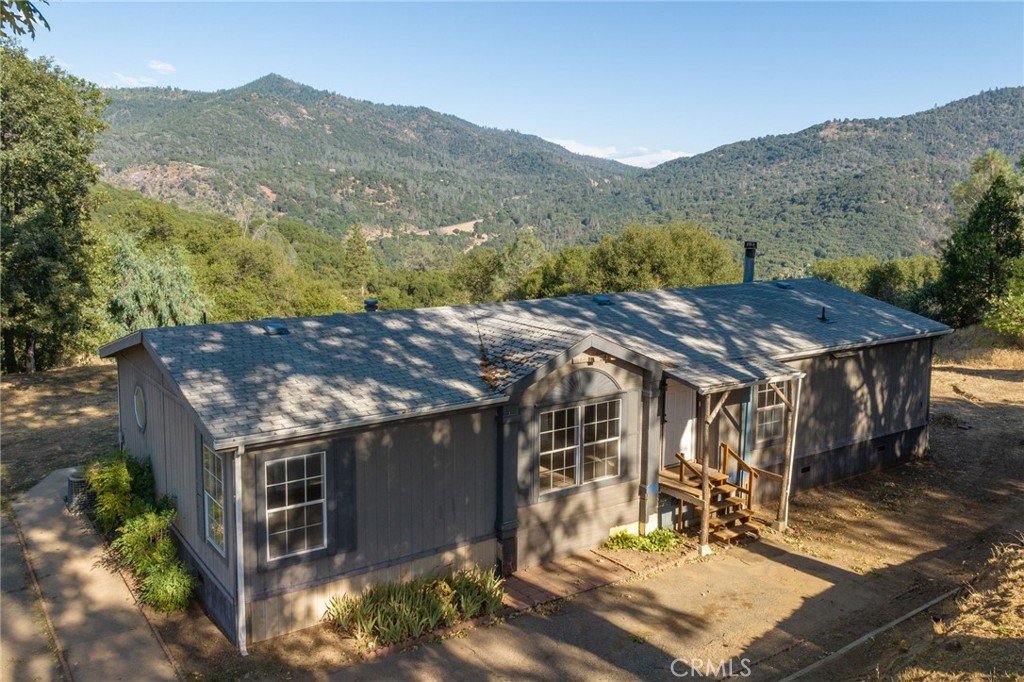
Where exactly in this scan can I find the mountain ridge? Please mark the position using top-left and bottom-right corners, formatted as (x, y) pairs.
(94, 76), (1024, 272)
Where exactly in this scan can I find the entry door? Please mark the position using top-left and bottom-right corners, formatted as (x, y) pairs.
(663, 382), (697, 467)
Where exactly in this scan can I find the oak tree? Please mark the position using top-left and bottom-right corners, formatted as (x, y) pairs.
(1, 42), (106, 371)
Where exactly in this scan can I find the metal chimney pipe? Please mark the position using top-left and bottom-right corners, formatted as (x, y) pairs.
(743, 241), (757, 283)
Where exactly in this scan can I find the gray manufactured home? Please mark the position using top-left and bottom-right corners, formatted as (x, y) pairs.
(98, 278), (950, 649)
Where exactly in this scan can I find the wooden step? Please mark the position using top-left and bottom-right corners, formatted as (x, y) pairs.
(707, 496), (747, 513)
(711, 523), (761, 542)
(681, 478), (740, 496)
(709, 509), (753, 528)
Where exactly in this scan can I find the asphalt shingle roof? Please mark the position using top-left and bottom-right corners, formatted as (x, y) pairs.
(101, 278), (950, 448)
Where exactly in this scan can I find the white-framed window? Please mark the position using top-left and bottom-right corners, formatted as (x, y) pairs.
(265, 452), (326, 561)
(202, 446), (225, 554)
(539, 399), (621, 494)
(756, 383), (787, 441)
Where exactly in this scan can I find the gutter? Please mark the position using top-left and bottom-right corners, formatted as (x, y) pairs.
(772, 328), (953, 363)
(213, 396), (509, 451)
(676, 327), (950, 396)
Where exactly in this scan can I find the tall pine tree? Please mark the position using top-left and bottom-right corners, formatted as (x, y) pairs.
(936, 153), (1024, 327)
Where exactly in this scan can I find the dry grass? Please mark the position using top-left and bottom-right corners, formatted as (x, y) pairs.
(933, 326), (1024, 369)
(893, 535), (1024, 681)
(0, 362), (119, 494)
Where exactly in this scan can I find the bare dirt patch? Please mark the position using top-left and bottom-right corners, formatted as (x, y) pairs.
(1, 362), (119, 494)
(886, 535), (1024, 682)
(783, 334), (1024, 679)
(148, 600), (360, 682)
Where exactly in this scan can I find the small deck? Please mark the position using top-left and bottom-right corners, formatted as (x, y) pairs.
(659, 459), (762, 543)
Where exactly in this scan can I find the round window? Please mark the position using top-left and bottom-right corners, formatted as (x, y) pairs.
(133, 385), (147, 432)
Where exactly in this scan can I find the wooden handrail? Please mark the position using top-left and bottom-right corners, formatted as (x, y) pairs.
(677, 453), (702, 482)
(722, 443), (756, 478)
(748, 465), (784, 483)
(721, 443), (756, 510)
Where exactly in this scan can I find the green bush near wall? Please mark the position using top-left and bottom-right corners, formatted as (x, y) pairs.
(325, 567), (505, 650)
(86, 451), (195, 613)
(602, 528), (680, 552)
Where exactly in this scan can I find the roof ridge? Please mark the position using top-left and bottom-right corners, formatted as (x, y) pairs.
(484, 311), (588, 337)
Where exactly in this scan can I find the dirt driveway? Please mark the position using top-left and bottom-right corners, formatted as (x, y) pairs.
(2, 337), (1021, 680)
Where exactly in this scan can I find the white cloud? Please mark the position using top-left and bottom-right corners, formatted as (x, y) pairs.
(615, 149), (692, 168)
(549, 139), (621, 159)
(547, 138), (691, 169)
(148, 60), (176, 75)
(112, 72), (158, 87)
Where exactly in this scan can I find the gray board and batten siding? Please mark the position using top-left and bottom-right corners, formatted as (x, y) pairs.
(513, 351), (647, 568)
(114, 343), (238, 641)
(240, 407), (497, 642)
(99, 277), (951, 646)
(753, 337), (935, 501)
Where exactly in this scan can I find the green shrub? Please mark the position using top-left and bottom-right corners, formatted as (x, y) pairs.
(85, 451), (195, 613)
(125, 455), (157, 507)
(111, 509), (178, 576)
(140, 559), (196, 613)
(87, 451), (134, 533)
(325, 566), (504, 650)
(983, 259), (1024, 342)
(603, 528), (679, 552)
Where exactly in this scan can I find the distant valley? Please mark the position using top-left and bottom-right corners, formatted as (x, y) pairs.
(95, 77), (1024, 274)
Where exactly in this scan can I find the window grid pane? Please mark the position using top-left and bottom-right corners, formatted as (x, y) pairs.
(756, 383), (787, 441)
(539, 407), (578, 493)
(582, 399), (621, 483)
(203, 447), (225, 552)
(265, 452), (327, 560)
(540, 399), (622, 493)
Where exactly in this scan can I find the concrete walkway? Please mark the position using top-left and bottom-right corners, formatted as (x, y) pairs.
(502, 551), (634, 611)
(4, 468), (179, 682)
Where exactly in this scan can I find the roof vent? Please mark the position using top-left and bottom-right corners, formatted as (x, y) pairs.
(593, 294), (613, 306)
(775, 281), (793, 290)
(364, 298), (379, 312)
(263, 321), (290, 336)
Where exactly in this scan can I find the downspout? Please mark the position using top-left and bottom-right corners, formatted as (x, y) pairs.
(495, 405), (520, 575)
(774, 375), (803, 531)
(234, 445), (248, 655)
(657, 379), (667, 527)
(637, 373), (657, 535)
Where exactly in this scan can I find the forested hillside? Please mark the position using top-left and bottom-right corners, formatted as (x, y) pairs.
(640, 88), (1024, 271)
(97, 74), (641, 253)
(94, 77), (1024, 274)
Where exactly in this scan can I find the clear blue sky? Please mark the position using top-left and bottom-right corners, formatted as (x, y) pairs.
(25, 1), (1024, 167)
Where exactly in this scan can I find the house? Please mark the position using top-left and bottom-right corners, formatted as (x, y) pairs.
(98, 276), (950, 650)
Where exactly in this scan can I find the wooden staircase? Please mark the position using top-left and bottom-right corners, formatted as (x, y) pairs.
(659, 450), (761, 543)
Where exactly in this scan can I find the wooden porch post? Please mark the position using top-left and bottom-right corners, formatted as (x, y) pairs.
(774, 375), (803, 531)
(698, 392), (712, 555)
